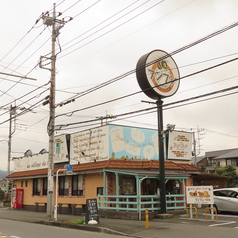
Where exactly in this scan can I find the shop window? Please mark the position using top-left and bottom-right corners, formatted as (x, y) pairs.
(59, 176), (69, 196)
(97, 187), (104, 196)
(122, 178), (136, 195)
(42, 177), (47, 195)
(72, 175), (83, 196)
(142, 179), (158, 195)
(33, 178), (41, 196)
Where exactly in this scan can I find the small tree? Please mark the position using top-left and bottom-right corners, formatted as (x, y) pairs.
(215, 165), (238, 187)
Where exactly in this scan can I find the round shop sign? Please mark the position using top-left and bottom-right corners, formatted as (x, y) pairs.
(136, 50), (180, 100)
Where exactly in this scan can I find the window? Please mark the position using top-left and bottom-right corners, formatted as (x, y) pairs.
(72, 175), (83, 196)
(42, 177), (47, 196)
(25, 181), (28, 187)
(122, 178), (136, 195)
(214, 190), (227, 197)
(97, 187), (104, 196)
(59, 176), (69, 196)
(21, 181), (24, 187)
(33, 178), (41, 196)
(227, 159), (237, 166)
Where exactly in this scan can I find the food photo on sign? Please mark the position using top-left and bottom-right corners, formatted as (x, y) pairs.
(186, 186), (214, 204)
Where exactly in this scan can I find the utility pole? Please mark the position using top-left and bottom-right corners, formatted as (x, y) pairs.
(47, 3), (56, 221)
(96, 114), (116, 126)
(40, 4), (72, 221)
(7, 105), (16, 196)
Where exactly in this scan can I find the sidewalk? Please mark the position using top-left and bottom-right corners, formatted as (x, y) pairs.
(0, 207), (234, 238)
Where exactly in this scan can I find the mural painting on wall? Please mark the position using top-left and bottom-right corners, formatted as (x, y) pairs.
(70, 125), (160, 164)
(108, 125), (159, 161)
(70, 126), (109, 164)
(69, 124), (192, 164)
(54, 134), (69, 163)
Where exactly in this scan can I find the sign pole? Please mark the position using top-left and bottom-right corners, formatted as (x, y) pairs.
(54, 168), (67, 221)
(157, 98), (166, 214)
(136, 49), (180, 215)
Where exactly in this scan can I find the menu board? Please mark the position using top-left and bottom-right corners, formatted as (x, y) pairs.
(86, 199), (99, 223)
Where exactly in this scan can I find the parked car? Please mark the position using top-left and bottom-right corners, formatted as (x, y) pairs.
(213, 188), (238, 213)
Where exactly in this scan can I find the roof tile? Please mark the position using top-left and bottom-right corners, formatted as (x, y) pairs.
(7, 159), (200, 179)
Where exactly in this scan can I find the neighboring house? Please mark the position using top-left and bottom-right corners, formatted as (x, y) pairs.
(191, 156), (206, 171)
(0, 179), (7, 193)
(205, 148), (238, 173)
(191, 148), (238, 173)
(192, 174), (229, 189)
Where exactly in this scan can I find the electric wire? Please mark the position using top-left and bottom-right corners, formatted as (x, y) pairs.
(55, 20), (238, 108)
(0, 27), (48, 75)
(60, 0), (82, 14)
(0, 81), (50, 117)
(61, 0), (145, 49)
(0, 94), (50, 126)
(57, 85), (238, 131)
(59, 0), (164, 59)
(0, 35), (50, 99)
(1, 3), (238, 138)
(55, 55), (238, 118)
(0, 12), (46, 63)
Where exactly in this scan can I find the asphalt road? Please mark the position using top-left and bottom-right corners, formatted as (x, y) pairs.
(1, 208), (238, 238)
(0, 219), (125, 238)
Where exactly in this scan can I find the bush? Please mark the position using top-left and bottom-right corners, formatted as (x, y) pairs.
(64, 219), (85, 225)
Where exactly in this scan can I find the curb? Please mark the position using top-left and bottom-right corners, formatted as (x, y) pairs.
(36, 220), (129, 236)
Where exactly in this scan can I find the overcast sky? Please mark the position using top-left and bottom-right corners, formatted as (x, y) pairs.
(0, 0), (238, 171)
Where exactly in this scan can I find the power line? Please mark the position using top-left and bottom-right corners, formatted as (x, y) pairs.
(61, 0), (82, 14)
(0, 33), (52, 99)
(57, 84), (238, 131)
(60, 0), (146, 49)
(55, 20), (238, 108)
(70, 0), (101, 19)
(0, 81), (50, 112)
(0, 11), (46, 63)
(55, 55), (238, 118)
(59, 0), (164, 59)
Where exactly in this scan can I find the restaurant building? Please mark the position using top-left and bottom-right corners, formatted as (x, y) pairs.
(7, 124), (200, 219)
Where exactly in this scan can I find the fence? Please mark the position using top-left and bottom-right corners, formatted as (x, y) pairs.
(98, 194), (186, 212)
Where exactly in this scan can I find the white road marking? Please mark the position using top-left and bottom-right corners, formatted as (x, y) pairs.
(209, 221), (236, 227)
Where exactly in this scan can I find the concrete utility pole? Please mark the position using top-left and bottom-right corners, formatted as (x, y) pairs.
(7, 105), (16, 195)
(47, 3), (56, 221)
(40, 3), (72, 221)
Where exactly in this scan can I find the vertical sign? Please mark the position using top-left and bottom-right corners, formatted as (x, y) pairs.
(167, 131), (193, 160)
(85, 199), (99, 223)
